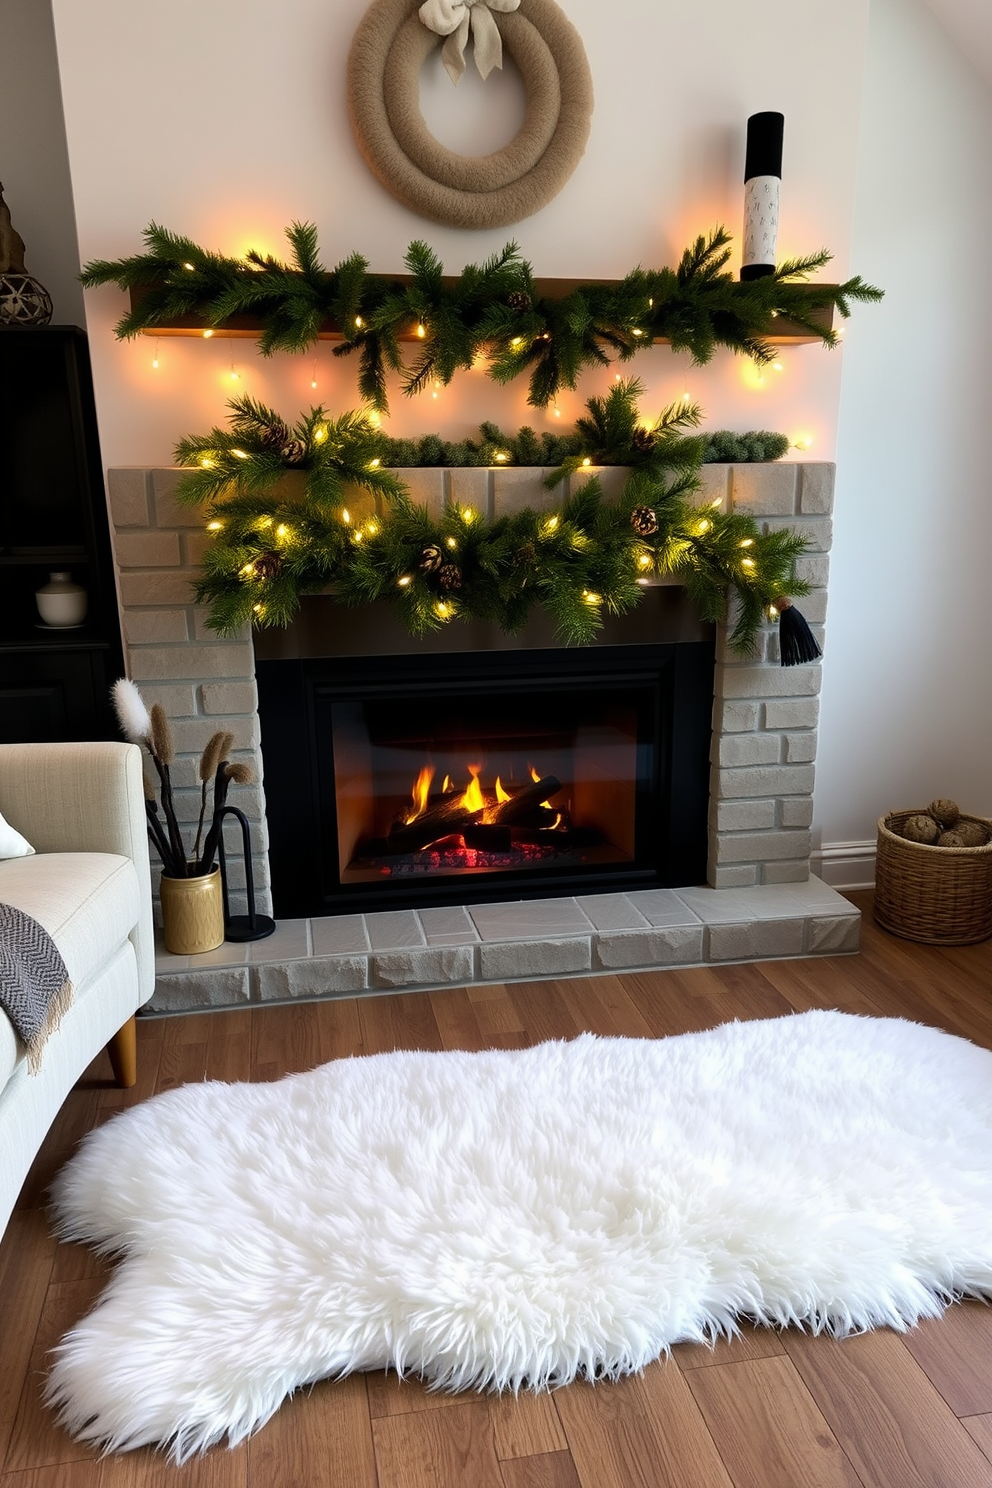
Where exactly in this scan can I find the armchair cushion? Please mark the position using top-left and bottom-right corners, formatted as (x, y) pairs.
(0, 853), (141, 990)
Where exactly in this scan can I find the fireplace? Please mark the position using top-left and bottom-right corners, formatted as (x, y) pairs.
(108, 459), (834, 938)
(256, 592), (714, 917)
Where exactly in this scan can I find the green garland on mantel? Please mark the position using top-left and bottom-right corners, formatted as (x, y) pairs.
(81, 222), (882, 413)
(174, 382), (810, 649)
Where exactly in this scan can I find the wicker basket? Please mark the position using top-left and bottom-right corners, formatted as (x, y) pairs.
(874, 810), (992, 944)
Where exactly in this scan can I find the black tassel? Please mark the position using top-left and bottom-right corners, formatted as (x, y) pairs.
(777, 598), (822, 666)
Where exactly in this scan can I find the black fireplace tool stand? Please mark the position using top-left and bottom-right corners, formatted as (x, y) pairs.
(214, 805), (276, 942)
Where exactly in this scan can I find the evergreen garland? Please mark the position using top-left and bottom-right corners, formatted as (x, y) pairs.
(175, 390), (811, 652)
(81, 223), (881, 414)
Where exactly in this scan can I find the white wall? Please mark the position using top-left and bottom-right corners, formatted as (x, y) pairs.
(816, 0), (992, 859)
(49, 0), (868, 467)
(0, 0), (83, 325)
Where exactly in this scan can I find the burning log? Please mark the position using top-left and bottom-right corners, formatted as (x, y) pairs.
(387, 797), (483, 854)
(486, 775), (562, 826)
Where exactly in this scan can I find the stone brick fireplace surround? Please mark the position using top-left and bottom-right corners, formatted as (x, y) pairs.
(106, 459), (858, 1011)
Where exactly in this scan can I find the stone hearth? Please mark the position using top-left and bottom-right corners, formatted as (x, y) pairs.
(106, 459), (850, 1012)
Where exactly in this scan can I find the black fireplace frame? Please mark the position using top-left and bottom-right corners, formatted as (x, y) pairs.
(257, 637), (714, 918)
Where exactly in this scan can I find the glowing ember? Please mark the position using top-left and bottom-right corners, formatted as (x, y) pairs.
(405, 764), (434, 823)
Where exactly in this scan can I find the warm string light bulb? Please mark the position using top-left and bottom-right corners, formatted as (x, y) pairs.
(151, 339), (160, 370)
(311, 359), (318, 390)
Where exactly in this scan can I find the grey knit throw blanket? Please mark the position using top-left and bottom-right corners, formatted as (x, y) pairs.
(0, 902), (72, 1073)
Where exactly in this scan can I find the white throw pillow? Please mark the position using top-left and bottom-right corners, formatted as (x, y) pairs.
(0, 809), (35, 860)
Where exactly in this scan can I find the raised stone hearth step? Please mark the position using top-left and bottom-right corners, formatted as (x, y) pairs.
(149, 878), (860, 1013)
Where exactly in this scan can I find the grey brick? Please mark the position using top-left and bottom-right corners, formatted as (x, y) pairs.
(808, 914), (861, 953)
(795, 555), (830, 588)
(191, 609), (251, 643)
(123, 610), (190, 644)
(151, 966), (250, 1009)
(493, 467), (557, 516)
(169, 716), (258, 754)
(478, 937), (591, 980)
(107, 469), (150, 527)
(446, 467), (491, 519)
(713, 700), (760, 733)
(135, 683), (197, 718)
(593, 924), (703, 970)
(763, 516), (833, 553)
(798, 464), (835, 514)
(183, 531), (213, 567)
(120, 572), (198, 607)
(716, 666), (821, 700)
(717, 733), (781, 768)
(254, 956), (367, 998)
(762, 861), (812, 884)
(786, 591), (828, 624)
(114, 531), (182, 568)
(779, 797), (815, 828)
(717, 764), (816, 799)
(694, 465), (729, 509)
(566, 466), (629, 503)
(713, 828), (812, 864)
(371, 944), (475, 988)
(128, 644), (254, 682)
(707, 918), (805, 961)
(713, 799), (777, 832)
(200, 681), (258, 715)
(151, 469), (206, 528)
(730, 463), (797, 515)
(394, 467), (447, 518)
(784, 732), (818, 764)
(763, 697), (819, 730)
(710, 864), (760, 888)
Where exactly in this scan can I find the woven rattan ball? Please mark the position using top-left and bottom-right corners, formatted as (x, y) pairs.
(937, 830), (966, 848)
(945, 820), (988, 848)
(902, 813), (940, 844)
(928, 798), (960, 828)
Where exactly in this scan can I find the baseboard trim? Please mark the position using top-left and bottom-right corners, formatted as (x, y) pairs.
(812, 841), (876, 891)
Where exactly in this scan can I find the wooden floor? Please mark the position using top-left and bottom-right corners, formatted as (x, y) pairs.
(5, 889), (992, 1487)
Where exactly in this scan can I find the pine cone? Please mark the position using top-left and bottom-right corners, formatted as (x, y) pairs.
(515, 541), (536, 566)
(507, 290), (532, 312)
(258, 420), (289, 451)
(630, 505), (659, 537)
(437, 563), (463, 591)
(251, 551), (283, 580)
(419, 543), (444, 574)
(632, 426), (657, 455)
(279, 438), (307, 466)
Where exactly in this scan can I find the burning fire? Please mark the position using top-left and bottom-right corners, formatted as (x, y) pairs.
(461, 763), (485, 814)
(405, 764), (435, 824)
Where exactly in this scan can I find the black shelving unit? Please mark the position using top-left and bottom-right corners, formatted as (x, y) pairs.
(0, 325), (124, 743)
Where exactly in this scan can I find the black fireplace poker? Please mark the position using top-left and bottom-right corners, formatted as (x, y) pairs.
(214, 804), (276, 942)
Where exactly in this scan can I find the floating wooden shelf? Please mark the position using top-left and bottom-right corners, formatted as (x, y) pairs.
(131, 281), (834, 345)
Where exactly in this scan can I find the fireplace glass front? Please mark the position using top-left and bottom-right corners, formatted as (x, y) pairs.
(258, 635), (714, 917)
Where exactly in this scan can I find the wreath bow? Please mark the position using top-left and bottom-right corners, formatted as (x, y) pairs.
(418, 0), (520, 83)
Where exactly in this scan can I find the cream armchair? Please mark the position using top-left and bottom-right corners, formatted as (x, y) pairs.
(0, 741), (155, 1237)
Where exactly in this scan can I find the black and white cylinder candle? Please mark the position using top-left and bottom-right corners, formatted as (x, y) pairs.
(741, 111), (784, 281)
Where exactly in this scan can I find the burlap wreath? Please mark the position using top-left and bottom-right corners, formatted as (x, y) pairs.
(346, 0), (594, 229)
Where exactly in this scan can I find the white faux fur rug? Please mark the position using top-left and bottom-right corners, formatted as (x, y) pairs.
(48, 1010), (992, 1459)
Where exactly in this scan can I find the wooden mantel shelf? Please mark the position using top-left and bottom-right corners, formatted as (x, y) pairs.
(131, 280), (834, 345)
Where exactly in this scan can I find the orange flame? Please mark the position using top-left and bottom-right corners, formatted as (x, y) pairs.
(550, 812), (562, 830)
(441, 774), (452, 793)
(405, 764), (434, 823)
(494, 776), (511, 803)
(461, 763), (485, 814)
(529, 764), (541, 783)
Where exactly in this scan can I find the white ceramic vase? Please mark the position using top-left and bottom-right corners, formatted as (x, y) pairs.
(35, 571), (87, 627)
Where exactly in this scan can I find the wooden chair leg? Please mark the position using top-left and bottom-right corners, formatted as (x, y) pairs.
(107, 1015), (137, 1089)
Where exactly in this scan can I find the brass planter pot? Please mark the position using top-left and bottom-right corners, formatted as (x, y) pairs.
(160, 867), (224, 954)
